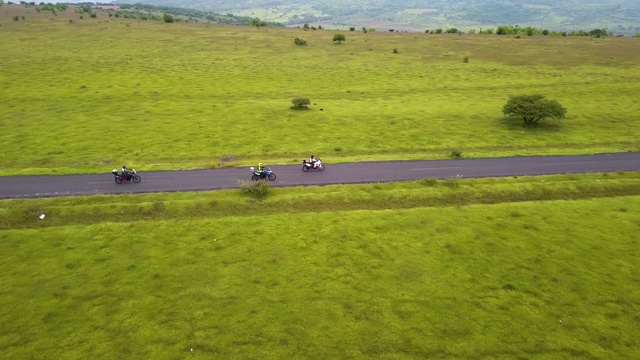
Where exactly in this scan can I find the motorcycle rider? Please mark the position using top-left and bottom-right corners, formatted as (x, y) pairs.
(121, 164), (132, 180)
(309, 155), (318, 169)
(257, 162), (265, 178)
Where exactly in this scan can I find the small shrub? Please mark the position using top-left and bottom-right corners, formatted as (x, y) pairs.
(291, 97), (311, 110)
(392, 47), (399, 54)
(450, 149), (463, 159)
(463, 57), (469, 63)
(420, 178), (438, 186)
(13, 16), (19, 21)
(239, 180), (270, 200)
(90, 13), (97, 18)
(444, 175), (462, 187)
(334, 147), (342, 152)
(294, 37), (307, 46)
(68, 19), (73, 24)
(349, 27), (355, 31)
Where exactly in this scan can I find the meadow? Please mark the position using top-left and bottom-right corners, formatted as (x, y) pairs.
(1, 6), (639, 175)
(2, 7), (639, 359)
(1, 173), (639, 359)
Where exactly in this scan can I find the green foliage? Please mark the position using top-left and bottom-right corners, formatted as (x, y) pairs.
(450, 149), (462, 159)
(303, 23), (309, 30)
(291, 97), (311, 109)
(588, 28), (608, 38)
(444, 176), (461, 187)
(419, 177), (437, 186)
(503, 94), (567, 126)
(445, 27), (459, 34)
(332, 33), (346, 44)
(463, 56), (469, 63)
(249, 17), (267, 27)
(239, 179), (270, 200)
(163, 13), (174, 23)
(349, 26), (355, 31)
(294, 37), (307, 46)
(434, 28), (443, 34)
(89, 13), (97, 19)
(392, 47), (398, 54)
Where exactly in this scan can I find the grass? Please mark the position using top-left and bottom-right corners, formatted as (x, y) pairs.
(1, 175), (639, 358)
(2, 171), (639, 230)
(1, 6), (640, 175)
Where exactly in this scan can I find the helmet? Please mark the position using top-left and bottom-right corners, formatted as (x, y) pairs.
(122, 164), (127, 169)
(258, 162), (263, 166)
(311, 154), (315, 158)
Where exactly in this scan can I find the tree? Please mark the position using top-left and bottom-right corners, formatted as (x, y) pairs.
(291, 97), (310, 110)
(163, 13), (174, 23)
(502, 94), (567, 126)
(332, 33), (345, 44)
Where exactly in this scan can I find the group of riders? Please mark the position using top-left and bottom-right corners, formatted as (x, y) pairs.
(255, 154), (320, 177)
(118, 155), (321, 180)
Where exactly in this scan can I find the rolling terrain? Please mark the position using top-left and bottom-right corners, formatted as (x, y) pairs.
(114, 0), (640, 34)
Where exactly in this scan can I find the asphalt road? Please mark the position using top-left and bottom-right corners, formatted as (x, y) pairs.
(1, 152), (639, 199)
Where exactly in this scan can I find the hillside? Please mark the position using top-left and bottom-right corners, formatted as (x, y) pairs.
(113, 0), (640, 34)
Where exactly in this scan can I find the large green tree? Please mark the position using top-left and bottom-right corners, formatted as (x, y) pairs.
(332, 33), (346, 44)
(502, 94), (567, 126)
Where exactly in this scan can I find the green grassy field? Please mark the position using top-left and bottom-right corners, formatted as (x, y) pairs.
(1, 6), (640, 175)
(1, 174), (639, 359)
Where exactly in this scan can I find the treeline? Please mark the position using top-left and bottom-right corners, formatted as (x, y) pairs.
(426, 25), (611, 37)
(7, 1), (283, 26)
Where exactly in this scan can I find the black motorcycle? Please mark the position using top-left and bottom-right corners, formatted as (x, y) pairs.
(112, 169), (141, 184)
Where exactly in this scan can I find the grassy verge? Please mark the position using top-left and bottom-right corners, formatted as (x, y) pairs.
(1, 172), (639, 230)
(1, 15), (640, 174)
(0, 182), (638, 358)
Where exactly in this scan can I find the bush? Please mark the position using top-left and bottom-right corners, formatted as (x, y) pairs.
(163, 13), (174, 23)
(239, 180), (270, 200)
(349, 27), (355, 31)
(463, 57), (469, 63)
(450, 149), (463, 159)
(333, 33), (346, 44)
(444, 176), (462, 187)
(420, 178), (438, 186)
(392, 48), (399, 54)
(294, 37), (307, 46)
(291, 97), (311, 110)
(90, 13), (97, 18)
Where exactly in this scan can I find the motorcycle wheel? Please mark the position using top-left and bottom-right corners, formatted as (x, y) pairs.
(115, 176), (123, 184)
(318, 164), (326, 171)
(268, 173), (276, 181)
(133, 175), (141, 183)
(251, 174), (260, 181)
(302, 165), (309, 172)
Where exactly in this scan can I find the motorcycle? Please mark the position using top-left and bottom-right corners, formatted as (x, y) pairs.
(302, 158), (325, 172)
(112, 169), (141, 184)
(250, 166), (276, 181)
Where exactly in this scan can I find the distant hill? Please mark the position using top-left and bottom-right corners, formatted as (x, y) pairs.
(113, 0), (640, 34)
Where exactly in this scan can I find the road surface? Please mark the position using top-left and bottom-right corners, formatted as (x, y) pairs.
(1, 152), (639, 199)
